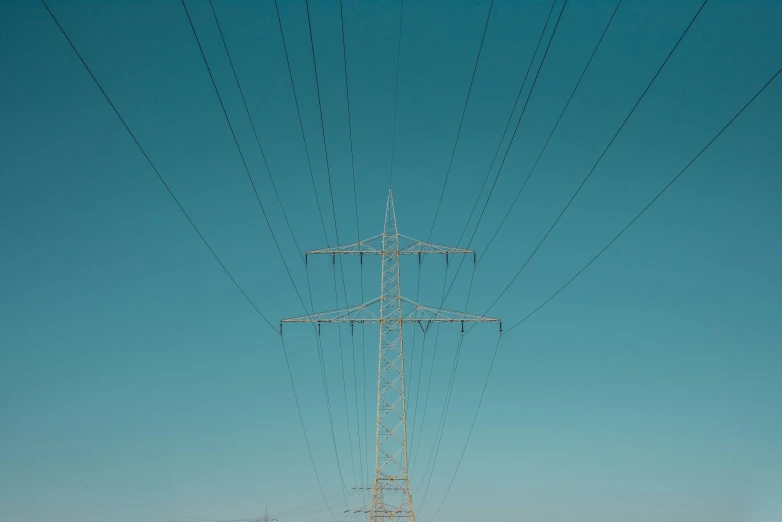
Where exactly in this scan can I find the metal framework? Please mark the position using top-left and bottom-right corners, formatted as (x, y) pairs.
(282, 189), (500, 522)
(257, 507), (277, 522)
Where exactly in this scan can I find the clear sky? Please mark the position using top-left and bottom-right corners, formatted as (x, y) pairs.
(1, 0), (780, 521)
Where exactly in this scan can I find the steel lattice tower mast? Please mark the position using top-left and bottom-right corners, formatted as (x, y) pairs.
(282, 189), (500, 522)
(258, 507), (277, 522)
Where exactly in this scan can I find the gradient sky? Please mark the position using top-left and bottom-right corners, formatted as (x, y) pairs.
(1, 1), (780, 521)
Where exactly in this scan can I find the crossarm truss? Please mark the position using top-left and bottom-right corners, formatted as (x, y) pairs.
(281, 297), (501, 332)
(305, 234), (475, 263)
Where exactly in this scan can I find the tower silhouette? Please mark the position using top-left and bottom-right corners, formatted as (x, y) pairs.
(283, 188), (500, 521)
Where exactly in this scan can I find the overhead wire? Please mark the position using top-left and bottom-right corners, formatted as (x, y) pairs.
(406, 0), (501, 473)
(431, 62), (782, 522)
(408, 270), (447, 471)
(39, 1), (340, 519)
(274, 493), (363, 520)
(304, 0), (361, 492)
(425, 336), (502, 522)
(476, 0), (624, 263)
(388, 0), (405, 186)
(421, 0), (708, 512)
(44, 1), (770, 520)
(426, 0), (495, 241)
(272, 0), (331, 247)
(504, 65), (782, 334)
(410, 0), (559, 461)
(416, 1), (620, 512)
(479, 0), (711, 319)
(38, 0), (278, 336)
(419, 15), (567, 482)
(441, 0), (559, 258)
(421, 0), (709, 513)
(273, 490), (349, 515)
(272, 0), (352, 505)
(413, 285), (472, 509)
(209, 1), (357, 514)
(407, 320), (425, 447)
(180, 0), (309, 314)
(172, 489), (363, 522)
(407, 285), (441, 463)
(183, 0), (350, 512)
(412, 0), (567, 496)
(337, 0), (368, 499)
(280, 335), (345, 522)
(406, 0), (494, 462)
(271, 488), (365, 520)
(440, 0), (591, 306)
(207, 0), (306, 264)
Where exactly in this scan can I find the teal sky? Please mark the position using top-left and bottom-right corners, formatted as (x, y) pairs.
(1, 1), (780, 521)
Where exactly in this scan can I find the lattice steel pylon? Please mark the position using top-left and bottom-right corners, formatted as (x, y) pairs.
(282, 188), (500, 522)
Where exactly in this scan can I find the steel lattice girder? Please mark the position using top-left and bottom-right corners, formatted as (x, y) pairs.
(305, 234), (475, 258)
(281, 297), (500, 329)
(281, 189), (502, 522)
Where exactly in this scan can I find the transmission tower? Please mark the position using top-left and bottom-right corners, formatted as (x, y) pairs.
(257, 507), (277, 522)
(282, 188), (500, 522)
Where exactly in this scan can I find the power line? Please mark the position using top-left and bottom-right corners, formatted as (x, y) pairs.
(440, 0), (622, 307)
(411, 0), (567, 491)
(481, 0), (711, 318)
(407, 0), (510, 475)
(434, 63), (782, 521)
(304, 0), (360, 491)
(425, 336), (502, 522)
(426, 0), (495, 240)
(408, 0), (560, 457)
(414, 331), (465, 504)
(389, 0), (405, 186)
(208, 0), (305, 264)
(183, 0), (350, 511)
(280, 336), (343, 522)
(272, 0), (331, 248)
(447, 0), (560, 253)
(281, 189), (499, 521)
(423, 0), (713, 512)
(208, 2), (356, 514)
(338, 0), (368, 499)
(463, 0), (569, 246)
(304, 0), (347, 255)
(180, 0), (309, 314)
(478, 0), (624, 263)
(407, 314), (426, 449)
(270, 490), (355, 519)
(273, 0), (353, 504)
(38, 2), (338, 519)
(416, 258), (493, 516)
(439, 0), (573, 306)
(421, 1), (620, 506)
(505, 65), (782, 334)
(409, 269), (448, 472)
(39, 0), (279, 333)
(436, 8), (712, 497)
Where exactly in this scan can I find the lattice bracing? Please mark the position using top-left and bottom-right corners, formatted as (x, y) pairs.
(282, 188), (500, 522)
(306, 235), (475, 263)
(282, 297), (500, 332)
